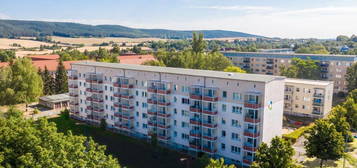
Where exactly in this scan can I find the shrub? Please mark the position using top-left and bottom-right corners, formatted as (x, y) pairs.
(283, 124), (314, 143)
(33, 108), (40, 114)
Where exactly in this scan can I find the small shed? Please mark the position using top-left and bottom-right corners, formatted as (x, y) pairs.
(39, 93), (70, 110)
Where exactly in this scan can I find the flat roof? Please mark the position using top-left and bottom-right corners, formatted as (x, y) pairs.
(285, 78), (333, 86)
(39, 93), (70, 103)
(71, 61), (286, 83)
(222, 52), (357, 62)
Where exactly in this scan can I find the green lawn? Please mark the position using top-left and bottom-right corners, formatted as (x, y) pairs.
(49, 116), (203, 168)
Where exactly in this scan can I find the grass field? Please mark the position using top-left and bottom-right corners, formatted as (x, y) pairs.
(49, 116), (203, 168)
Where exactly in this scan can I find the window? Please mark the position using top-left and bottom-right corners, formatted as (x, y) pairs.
(174, 108), (177, 114)
(136, 101), (139, 107)
(174, 120), (177, 126)
(221, 143), (226, 150)
(136, 122), (139, 127)
(231, 133), (240, 141)
(222, 91), (227, 98)
(221, 118), (226, 124)
(136, 112), (139, 117)
(105, 85), (107, 90)
(174, 131), (177, 137)
(232, 106), (242, 114)
(231, 120), (240, 127)
(182, 98), (190, 104)
(181, 110), (189, 117)
(142, 124), (147, 128)
(231, 146), (240, 154)
(174, 96), (177, 102)
(142, 102), (148, 108)
(181, 122), (189, 128)
(233, 93), (241, 100)
(221, 130), (226, 137)
(181, 133), (189, 140)
(222, 104), (227, 112)
(136, 90), (139, 96)
(174, 84), (178, 91)
(142, 113), (147, 118)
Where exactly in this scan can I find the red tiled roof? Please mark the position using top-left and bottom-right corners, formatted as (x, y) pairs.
(27, 54), (60, 61)
(118, 54), (156, 65)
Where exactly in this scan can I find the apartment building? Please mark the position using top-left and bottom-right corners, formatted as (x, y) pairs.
(284, 78), (334, 118)
(68, 62), (285, 166)
(223, 52), (357, 93)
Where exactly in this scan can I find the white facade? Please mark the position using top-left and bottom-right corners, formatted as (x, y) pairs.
(68, 62), (285, 166)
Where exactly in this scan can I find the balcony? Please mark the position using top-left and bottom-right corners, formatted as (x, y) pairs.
(244, 101), (261, 109)
(147, 98), (157, 104)
(69, 93), (78, 97)
(313, 93), (324, 97)
(147, 109), (157, 115)
(69, 84), (78, 89)
(189, 143), (201, 150)
(147, 87), (157, 93)
(190, 118), (202, 125)
(190, 93), (202, 100)
(157, 111), (171, 118)
(202, 96), (218, 102)
(69, 102), (79, 106)
(93, 108), (104, 113)
(202, 146), (217, 153)
(114, 102), (120, 108)
(120, 83), (134, 89)
(157, 88), (171, 94)
(157, 134), (170, 141)
(202, 108), (218, 115)
(91, 98), (104, 103)
(121, 124), (134, 130)
(114, 93), (121, 98)
(243, 143), (258, 152)
(202, 133), (217, 141)
(157, 122), (170, 129)
(148, 121), (157, 127)
(190, 130), (201, 138)
(190, 106), (202, 113)
(202, 121), (217, 128)
(68, 76), (78, 80)
(244, 117), (261, 123)
(120, 103), (134, 109)
(85, 78), (103, 84)
(86, 106), (93, 111)
(244, 129), (260, 138)
(243, 156), (254, 165)
(157, 100), (170, 106)
(120, 94), (134, 99)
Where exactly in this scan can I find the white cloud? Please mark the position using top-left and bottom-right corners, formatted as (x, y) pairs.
(275, 6), (357, 15)
(192, 5), (274, 12)
(0, 13), (11, 19)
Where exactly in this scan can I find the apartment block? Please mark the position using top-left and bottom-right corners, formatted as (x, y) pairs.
(223, 52), (357, 93)
(68, 62), (286, 166)
(284, 78), (334, 118)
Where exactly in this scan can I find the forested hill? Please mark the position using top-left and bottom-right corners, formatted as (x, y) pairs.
(0, 19), (260, 39)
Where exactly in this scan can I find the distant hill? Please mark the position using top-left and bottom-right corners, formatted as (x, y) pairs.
(0, 19), (260, 39)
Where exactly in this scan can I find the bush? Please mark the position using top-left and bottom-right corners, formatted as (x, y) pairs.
(61, 109), (70, 119)
(33, 108), (40, 114)
(283, 124), (314, 143)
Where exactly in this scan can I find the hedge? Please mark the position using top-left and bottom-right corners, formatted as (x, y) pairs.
(283, 124), (314, 143)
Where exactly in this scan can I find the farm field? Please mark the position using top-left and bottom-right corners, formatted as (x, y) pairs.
(0, 38), (54, 49)
(51, 36), (166, 46)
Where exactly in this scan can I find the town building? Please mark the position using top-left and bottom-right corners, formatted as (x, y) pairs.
(223, 52), (357, 94)
(68, 62), (286, 166)
(39, 93), (70, 110)
(284, 78), (334, 118)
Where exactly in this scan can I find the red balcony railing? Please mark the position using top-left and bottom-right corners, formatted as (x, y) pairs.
(190, 119), (201, 125)
(157, 112), (171, 118)
(189, 144), (201, 150)
(202, 109), (218, 115)
(120, 104), (134, 109)
(69, 85), (78, 89)
(203, 96), (218, 102)
(189, 131), (201, 138)
(69, 93), (78, 97)
(244, 117), (261, 123)
(68, 76), (78, 80)
(158, 101), (170, 106)
(157, 123), (170, 129)
(120, 84), (134, 88)
(147, 99), (157, 104)
(190, 107), (202, 113)
(157, 89), (171, 94)
(148, 121), (157, 127)
(244, 131), (260, 138)
(202, 147), (217, 153)
(202, 122), (217, 128)
(202, 135), (217, 141)
(190, 94), (202, 100)
(147, 88), (157, 93)
(157, 135), (170, 141)
(243, 145), (258, 152)
(244, 103), (261, 109)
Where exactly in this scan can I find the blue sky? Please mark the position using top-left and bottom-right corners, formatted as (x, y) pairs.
(1, 0), (357, 38)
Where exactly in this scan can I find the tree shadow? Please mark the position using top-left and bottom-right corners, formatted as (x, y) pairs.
(302, 158), (338, 168)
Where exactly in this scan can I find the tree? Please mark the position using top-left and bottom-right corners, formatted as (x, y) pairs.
(280, 58), (321, 80)
(0, 58), (43, 106)
(55, 60), (68, 94)
(342, 90), (357, 130)
(0, 49), (16, 62)
(132, 45), (142, 54)
(224, 66), (246, 73)
(251, 136), (298, 168)
(346, 62), (357, 92)
(142, 60), (166, 67)
(328, 105), (353, 142)
(205, 158), (235, 168)
(192, 32), (206, 54)
(0, 112), (120, 167)
(4, 106), (23, 119)
(42, 66), (55, 95)
(304, 119), (344, 168)
(336, 35), (350, 42)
